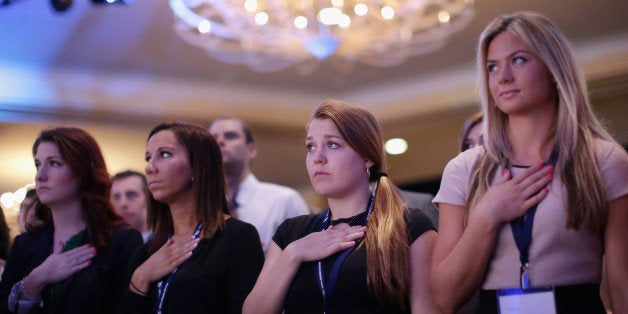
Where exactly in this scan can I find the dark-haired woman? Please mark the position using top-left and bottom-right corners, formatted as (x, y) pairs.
(459, 111), (483, 152)
(122, 122), (264, 314)
(0, 127), (143, 313)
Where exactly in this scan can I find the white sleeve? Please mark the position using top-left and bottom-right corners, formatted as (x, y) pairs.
(432, 149), (479, 207)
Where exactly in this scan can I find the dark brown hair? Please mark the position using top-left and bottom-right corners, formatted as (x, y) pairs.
(459, 111), (483, 152)
(146, 122), (230, 254)
(21, 189), (51, 233)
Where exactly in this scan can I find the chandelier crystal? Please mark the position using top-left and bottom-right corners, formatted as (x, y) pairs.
(169, 0), (475, 75)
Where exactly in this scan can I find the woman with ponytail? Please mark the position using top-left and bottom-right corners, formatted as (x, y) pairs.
(244, 99), (438, 313)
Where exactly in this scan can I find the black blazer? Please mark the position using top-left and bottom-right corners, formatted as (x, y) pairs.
(120, 218), (264, 314)
(0, 224), (143, 314)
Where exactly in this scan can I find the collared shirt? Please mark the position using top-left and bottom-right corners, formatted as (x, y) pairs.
(142, 230), (153, 243)
(233, 173), (310, 253)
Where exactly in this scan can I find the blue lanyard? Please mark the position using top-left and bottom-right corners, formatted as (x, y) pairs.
(316, 196), (373, 314)
(508, 146), (558, 289)
(155, 222), (203, 314)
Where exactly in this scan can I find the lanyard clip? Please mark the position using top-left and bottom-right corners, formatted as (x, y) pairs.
(520, 263), (530, 290)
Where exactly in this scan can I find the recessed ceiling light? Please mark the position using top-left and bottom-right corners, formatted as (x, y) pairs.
(385, 138), (408, 155)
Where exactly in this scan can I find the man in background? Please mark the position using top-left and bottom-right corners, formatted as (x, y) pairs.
(399, 190), (439, 229)
(111, 170), (152, 243)
(209, 116), (310, 253)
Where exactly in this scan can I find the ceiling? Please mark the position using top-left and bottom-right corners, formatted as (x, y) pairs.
(1, 0), (627, 125)
(0, 0), (627, 198)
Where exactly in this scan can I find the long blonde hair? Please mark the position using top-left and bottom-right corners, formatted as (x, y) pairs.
(472, 11), (614, 232)
(309, 99), (410, 307)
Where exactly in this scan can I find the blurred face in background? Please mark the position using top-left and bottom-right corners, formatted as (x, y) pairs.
(111, 175), (148, 232)
(462, 122), (483, 151)
(209, 119), (256, 170)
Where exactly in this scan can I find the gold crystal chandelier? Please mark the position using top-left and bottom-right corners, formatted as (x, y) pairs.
(169, 0), (475, 75)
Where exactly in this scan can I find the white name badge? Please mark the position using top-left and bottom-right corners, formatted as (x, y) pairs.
(497, 287), (556, 314)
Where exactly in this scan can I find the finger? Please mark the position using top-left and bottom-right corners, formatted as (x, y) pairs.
(521, 188), (549, 210)
(522, 171), (553, 196)
(53, 241), (64, 254)
(79, 245), (97, 259)
(72, 254), (94, 267)
(180, 236), (200, 248)
(165, 242), (197, 261)
(324, 230), (364, 245)
(509, 162), (543, 185)
(71, 259), (92, 272)
(168, 238), (199, 256)
(494, 168), (511, 184)
(332, 222), (351, 231)
(66, 245), (95, 261)
(518, 167), (553, 196)
(167, 236), (196, 247)
(167, 251), (194, 270)
(184, 238), (200, 251)
(63, 250), (95, 268)
(344, 231), (365, 242)
(67, 243), (95, 254)
(154, 238), (174, 255)
(331, 240), (357, 252)
(347, 225), (367, 233)
(527, 164), (553, 181)
(163, 238), (174, 247)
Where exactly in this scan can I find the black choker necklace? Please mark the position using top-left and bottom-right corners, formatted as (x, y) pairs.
(331, 210), (367, 226)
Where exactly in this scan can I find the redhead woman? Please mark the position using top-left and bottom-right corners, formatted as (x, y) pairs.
(0, 127), (143, 313)
(121, 122), (264, 314)
(431, 11), (627, 313)
(244, 100), (438, 313)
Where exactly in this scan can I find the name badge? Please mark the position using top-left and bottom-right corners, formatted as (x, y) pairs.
(497, 287), (556, 314)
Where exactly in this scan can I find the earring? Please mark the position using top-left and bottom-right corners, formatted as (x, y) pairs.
(366, 167), (371, 178)
(191, 176), (195, 182)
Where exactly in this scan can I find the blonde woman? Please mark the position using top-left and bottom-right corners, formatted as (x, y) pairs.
(431, 11), (627, 313)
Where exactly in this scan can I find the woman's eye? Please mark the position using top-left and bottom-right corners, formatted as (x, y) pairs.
(487, 64), (497, 73)
(305, 143), (314, 152)
(50, 160), (62, 167)
(160, 151), (172, 158)
(328, 142), (339, 149)
(145, 156), (151, 162)
(513, 56), (526, 64)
